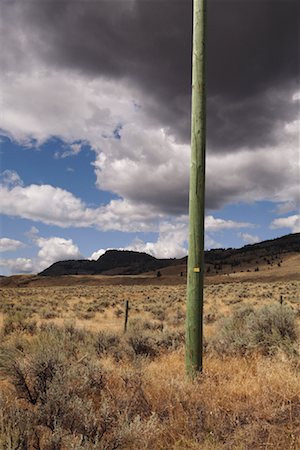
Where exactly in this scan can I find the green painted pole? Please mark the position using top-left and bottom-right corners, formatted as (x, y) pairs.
(185, 0), (206, 376)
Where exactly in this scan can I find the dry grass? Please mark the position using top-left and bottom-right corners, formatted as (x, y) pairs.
(0, 280), (299, 449)
(0, 280), (298, 332)
(145, 351), (300, 449)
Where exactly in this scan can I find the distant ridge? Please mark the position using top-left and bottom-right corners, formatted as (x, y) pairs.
(205, 233), (300, 265)
(39, 249), (180, 276)
(39, 233), (299, 277)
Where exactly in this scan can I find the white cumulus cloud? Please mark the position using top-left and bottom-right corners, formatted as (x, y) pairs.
(205, 215), (252, 231)
(124, 220), (188, 259)
(0, 235), (83, 274)
(115, 215), (256, 258)
(0, 258), (33, 274)
(270, 215), (300, 233)
(89, 249), (106, 260)
(0, 237), (24, 252)
(35, 236), (82, 271)
(93, 124), (190, 214)
(239, 232), (261, 245)
(0, 177), (163, 232)
(0, 170), (23, 188)
(0, 70), (140, 147)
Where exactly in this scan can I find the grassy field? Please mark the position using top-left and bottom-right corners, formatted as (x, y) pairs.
(0, 279), (299, 449)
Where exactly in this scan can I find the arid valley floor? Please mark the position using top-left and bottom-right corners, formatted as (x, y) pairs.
(0, 253), (299, 449)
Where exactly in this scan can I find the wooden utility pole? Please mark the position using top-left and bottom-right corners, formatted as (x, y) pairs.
(185, 0), (206, 376)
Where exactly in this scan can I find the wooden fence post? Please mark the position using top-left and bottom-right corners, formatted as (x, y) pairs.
(124, 300), (129, 333)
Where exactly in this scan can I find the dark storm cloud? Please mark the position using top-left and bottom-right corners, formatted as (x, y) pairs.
(1, 0), (299, 149)
(207, 87), (299, 152)
(206, 0), (299, 151)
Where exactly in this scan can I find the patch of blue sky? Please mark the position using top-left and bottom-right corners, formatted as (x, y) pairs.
(210, 200), (289, 247)
(1, 216), (30, 242)
(205, 230), (236, 250)
(0, 216), (37, 258)
(0, 216), (47, 255)
(0, 135), (117, 206)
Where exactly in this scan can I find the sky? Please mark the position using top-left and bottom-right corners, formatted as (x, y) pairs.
(0, 0), (299, 275)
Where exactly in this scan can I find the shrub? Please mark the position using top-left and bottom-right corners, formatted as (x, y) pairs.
(0, 335), (67, 405)
(142, 320), (164, 331)
(247, 304), (298, 354)
(128, 333), (159, 358)
(77, 311), (96, 320)
(114, 308), (123, 318)
(151, 307), (166, 321)
(41, 310), (59, 320)
(2, 312), (36, 336)
(94, 331), (121, 356)
(210, 304), (298, 356)
(0, 394), (34, 449)
(36, 363), (109, 439)
(0, 331), (162, 449)
(0, 333), (116, 448)
(127, 326), (184, 358)
(38, 322), (91, 358)
(204, 313), (216, 324)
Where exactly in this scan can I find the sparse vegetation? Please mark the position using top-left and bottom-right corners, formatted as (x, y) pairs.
(0, 278), (299, 449)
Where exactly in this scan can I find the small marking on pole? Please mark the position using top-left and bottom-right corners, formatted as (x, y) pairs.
(193, 267), (200, 273)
